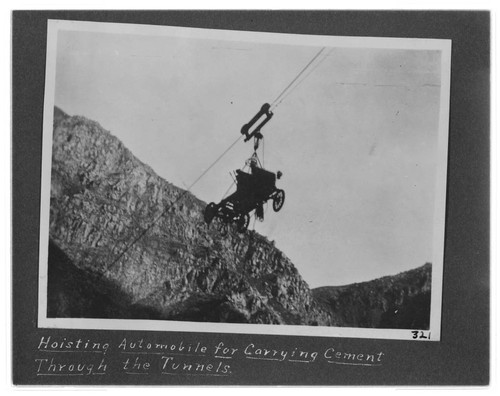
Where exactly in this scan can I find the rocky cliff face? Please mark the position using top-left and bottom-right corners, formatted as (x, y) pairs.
(48, 107), (333, 325)
(47, 107), (431, 329)
(313, 263), (432, 329)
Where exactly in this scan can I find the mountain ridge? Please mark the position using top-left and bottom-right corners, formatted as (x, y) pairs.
(47, 106), (431, 329)
(313, 263), (432, 329)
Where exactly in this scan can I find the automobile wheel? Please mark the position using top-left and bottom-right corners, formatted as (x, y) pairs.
(204, 202), (217, 224)
(236, 213), (250, 233)
(272, 189), (285, 212)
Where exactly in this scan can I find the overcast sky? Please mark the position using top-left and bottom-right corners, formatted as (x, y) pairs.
(54, 28), (443, 288)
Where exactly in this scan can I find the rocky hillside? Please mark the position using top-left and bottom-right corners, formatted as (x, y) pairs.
(47, 107), (431, 329)
(313, 263), (432, 329)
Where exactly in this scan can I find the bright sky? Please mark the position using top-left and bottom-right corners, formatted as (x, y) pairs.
(54, 27), (443, 288)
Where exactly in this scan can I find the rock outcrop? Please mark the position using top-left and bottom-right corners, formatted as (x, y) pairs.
(313, 263), (432, 329)
(47, 107), (431, 329)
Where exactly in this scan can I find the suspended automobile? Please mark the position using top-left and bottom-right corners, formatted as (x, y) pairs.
(204, 104), (285, 233)
(107, 47), (325, 266)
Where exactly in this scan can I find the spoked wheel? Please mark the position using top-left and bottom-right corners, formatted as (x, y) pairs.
(204, 203), (217, 225)
(272, 189), (285, 212)
(236, 213), (250, 233)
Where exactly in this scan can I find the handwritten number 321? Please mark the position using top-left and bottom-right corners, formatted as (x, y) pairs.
(411, 331), (430, 339)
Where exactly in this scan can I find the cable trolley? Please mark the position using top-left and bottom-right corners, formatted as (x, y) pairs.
(204, 103), (285, 233)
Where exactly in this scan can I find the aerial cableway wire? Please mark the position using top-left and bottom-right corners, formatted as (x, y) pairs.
(107, 134), (243, 269)
(269, 46), (327, 111)
(272, 47), (332, 110)
(106, 46), (330, 269)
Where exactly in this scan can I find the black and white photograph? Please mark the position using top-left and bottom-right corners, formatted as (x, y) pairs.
(11, 10), (492, 386)
(37, 20), (451, 341)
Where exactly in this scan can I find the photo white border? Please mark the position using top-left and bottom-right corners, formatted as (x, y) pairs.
(38, 19), (451, 342)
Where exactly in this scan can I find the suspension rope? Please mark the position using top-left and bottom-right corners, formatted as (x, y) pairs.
(221, 178), (236, 200)
(270, 47), (326, 110)
(272, 48), (332, 110)
(185, 134), (244, 193)
(106, 48), (329, 269)
(262, 136), (265, 168)
(222, 162), (248, 200)
(107, 133), (243, 269)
